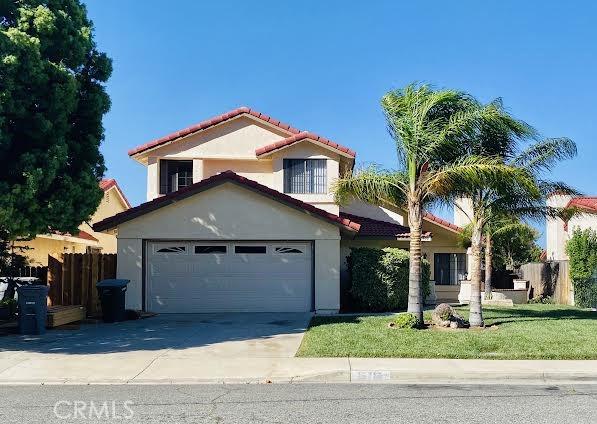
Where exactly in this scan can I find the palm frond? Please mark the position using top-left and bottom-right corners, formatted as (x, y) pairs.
(332, 166), (408, 208)
(512, 137), (577, 173)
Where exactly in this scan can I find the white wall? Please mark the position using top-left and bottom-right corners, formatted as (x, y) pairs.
(453, 197), (473, 227)
(546, 194), (572, 260)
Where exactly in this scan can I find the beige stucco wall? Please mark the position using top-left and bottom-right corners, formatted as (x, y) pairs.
(202, 159), (274, 188)
(143, 116), (289, 161)
(15, 237), (88, 266)
(115, 182), (341, 312)
(340, 200), (406, 225)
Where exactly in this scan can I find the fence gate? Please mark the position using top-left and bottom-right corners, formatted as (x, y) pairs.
(47, 253), (117, 316)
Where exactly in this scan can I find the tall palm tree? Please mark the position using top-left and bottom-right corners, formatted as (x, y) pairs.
(461, 109), (577, 326)
(333, 84), (530, 326)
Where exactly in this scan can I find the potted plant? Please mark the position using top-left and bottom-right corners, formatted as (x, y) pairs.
(0, 297), (17, 320)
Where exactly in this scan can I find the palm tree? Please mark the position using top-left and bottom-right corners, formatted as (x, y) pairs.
(461, 108), (577, 326)
(333, 84), (530, 326)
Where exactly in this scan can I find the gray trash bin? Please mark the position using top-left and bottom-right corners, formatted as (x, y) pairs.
(96, 279), (129, 323)
(17, 284), (49, 335)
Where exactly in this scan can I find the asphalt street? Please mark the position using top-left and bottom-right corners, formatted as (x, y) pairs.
(1, 383), (596, 423)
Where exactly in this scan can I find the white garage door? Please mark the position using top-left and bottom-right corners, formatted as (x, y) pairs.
(146, 241), (312, 313)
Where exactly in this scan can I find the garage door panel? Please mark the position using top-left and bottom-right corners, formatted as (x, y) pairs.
(147, 241), (312, 313)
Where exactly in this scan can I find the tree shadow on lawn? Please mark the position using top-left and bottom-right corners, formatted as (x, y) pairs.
(479, 306), (597, 326)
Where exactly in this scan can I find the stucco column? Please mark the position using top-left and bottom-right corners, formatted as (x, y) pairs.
(314, 239), (340, 314)
(116, 238), (143, 310)
(193, 159), (204, 183)
(146, 157), (158, 201)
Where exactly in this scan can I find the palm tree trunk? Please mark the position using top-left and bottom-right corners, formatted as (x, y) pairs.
(469, 220), (484, 327)
(484, 233), (493, 300)
(407, 196), (424, 326)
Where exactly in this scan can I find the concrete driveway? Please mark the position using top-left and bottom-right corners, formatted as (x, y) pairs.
(0, 313), (319, 383)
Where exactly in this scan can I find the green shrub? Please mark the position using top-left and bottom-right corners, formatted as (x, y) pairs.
(348, 247), (431, 311)
(566, 228), (597, 308)
(392, 312), (419, 329)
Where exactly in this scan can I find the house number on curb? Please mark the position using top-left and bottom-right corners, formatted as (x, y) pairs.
(351, 370), (391, 381)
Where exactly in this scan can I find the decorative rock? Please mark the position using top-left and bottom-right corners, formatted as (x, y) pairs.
(432, 303), (469, 329)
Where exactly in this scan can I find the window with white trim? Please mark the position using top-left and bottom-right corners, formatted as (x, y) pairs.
(283, 159), (326, 194)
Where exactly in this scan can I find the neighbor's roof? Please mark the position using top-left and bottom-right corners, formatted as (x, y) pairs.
(100, 178), (131, 209)
(340, 212), (432, 240)
(127, 106), (355, 159)
(566, 196), (597, 213)
(93, 171), (361, 233)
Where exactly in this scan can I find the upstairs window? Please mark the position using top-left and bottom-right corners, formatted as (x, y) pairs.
(159, 160), (193, 194)
(283, 159), (326, 194)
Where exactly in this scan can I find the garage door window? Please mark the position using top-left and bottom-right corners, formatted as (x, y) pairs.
(155, 246), (187, 254)
(195, 245), (227, 254)
(274, 247), (305, 254)
(235, 245), (267, 254)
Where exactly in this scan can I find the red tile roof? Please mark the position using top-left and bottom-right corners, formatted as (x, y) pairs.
(93, 171), (361, 233)
(255, 131), (356, 158)
(127, 106), (355, 159)
(340, 213), (431, 239)
(75, 230), (99, 242)
(99, 178), (131, 208)
(566, 197), (597, 213)
(128, 106), (303, 157)
(423, 212), (463, 233)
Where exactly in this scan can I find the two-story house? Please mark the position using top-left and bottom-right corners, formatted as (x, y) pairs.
(18, 179), (130, 266)
(94, 107), (466, 314)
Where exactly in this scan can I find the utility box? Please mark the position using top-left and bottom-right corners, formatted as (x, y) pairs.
(96, 279), (129, 323)
(17, 285), (49, 335)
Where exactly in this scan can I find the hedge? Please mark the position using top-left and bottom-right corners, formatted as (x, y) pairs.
(565, 228), (597, 308)
(348, 247), (431, 312)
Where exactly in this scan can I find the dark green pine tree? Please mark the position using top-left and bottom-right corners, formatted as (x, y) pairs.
(0, 0), (112, 243)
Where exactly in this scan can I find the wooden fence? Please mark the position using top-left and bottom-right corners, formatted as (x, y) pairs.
(47, 253), (117, 317)
(519, 260), (573, 305)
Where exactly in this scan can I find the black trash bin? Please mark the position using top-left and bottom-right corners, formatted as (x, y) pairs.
(96, 279), (130, 323)
(17, 284), (49, 335)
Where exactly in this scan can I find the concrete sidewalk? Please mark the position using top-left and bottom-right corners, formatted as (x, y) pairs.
(2, 353), (597, 385)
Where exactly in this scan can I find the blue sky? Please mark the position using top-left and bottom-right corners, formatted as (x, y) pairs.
(85, 1), (597, 246)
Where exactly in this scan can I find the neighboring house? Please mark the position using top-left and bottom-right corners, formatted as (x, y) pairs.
(94, 107), (466, 314)
(546, 193), (597, 260)
(17, 179), (130, 266)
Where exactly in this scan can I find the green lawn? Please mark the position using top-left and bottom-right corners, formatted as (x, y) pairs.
(297, 304), (597, 359)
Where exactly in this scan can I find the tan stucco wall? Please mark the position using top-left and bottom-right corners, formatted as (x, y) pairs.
(15, 237), (87, 266)
(144, 116), (289, 160)
(202, 159), (274, 188)
(115, 182), (341, 312)
(340, 200), (406, 225)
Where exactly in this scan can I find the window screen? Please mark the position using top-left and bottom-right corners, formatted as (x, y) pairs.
(235, 245), (267, 254)
(159, 160), (193, 194)
(283, 159), (326, 194)
(194, 246), (227, 254)
(434, 253), (467, 285)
